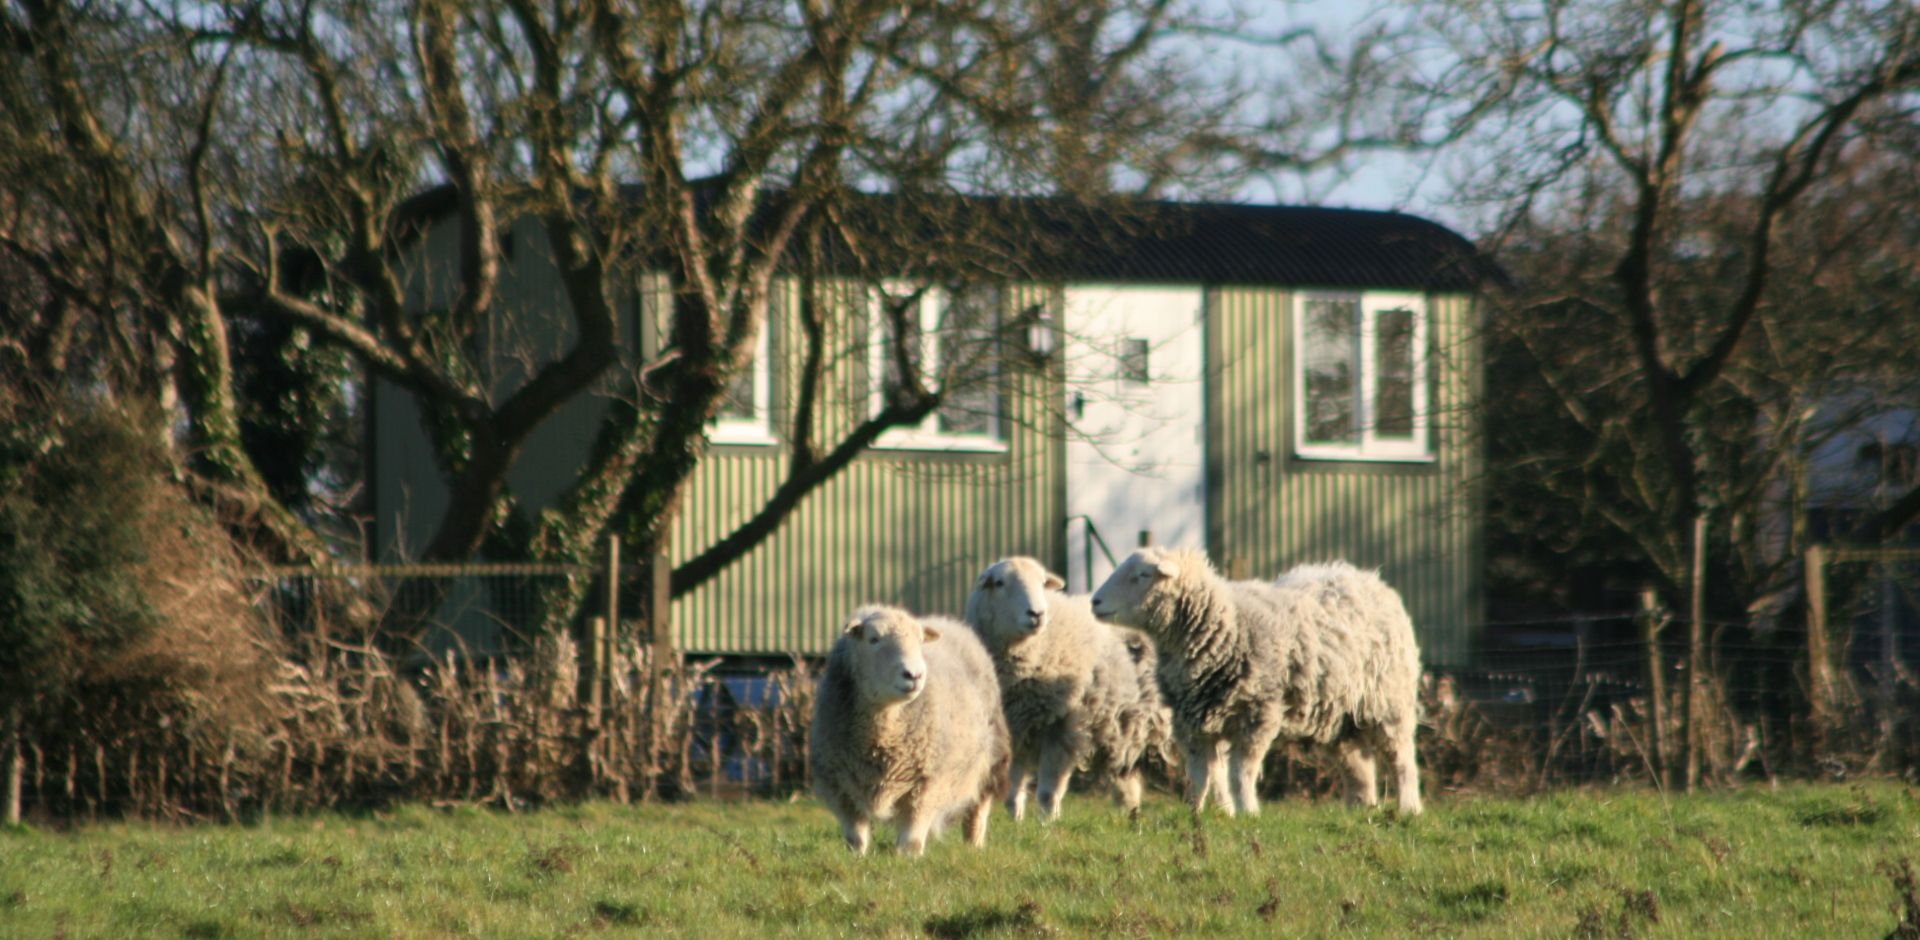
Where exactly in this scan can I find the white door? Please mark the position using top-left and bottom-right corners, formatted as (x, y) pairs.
(1063, 286), (1207, 593)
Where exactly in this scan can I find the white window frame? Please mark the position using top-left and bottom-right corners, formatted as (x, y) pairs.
(1292, 289), (1432, 462)
(706, 298), (777, 447)
(868, 284), (1009, 453)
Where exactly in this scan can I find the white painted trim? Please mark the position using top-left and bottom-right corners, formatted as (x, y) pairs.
(1292, 289), (1434, 463)
(706, 291), (771, 446)
(706, 307), (776, 446)
(866, 284), (1010, 453)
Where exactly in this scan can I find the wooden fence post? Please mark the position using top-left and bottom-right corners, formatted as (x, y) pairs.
(1804, 545), (1833, 751)
(1638, 588), (1668, 789)
(644, 550), (673, 800)
(5, 705), (22, 827)
(1684, 513), (1706, 792)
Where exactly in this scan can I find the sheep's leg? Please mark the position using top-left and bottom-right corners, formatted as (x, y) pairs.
(839, 814), (873, 855)
(1388, 719), (1423, 816)
(963, 797), (993, 847)
(1112, 766), (1145, 812)
(896, 808), (934, 857)
(1228, 728), (1274, 813)
(1207, 739), (1232, 811)
(1183, 738), (1226, 816)
(1337, 737), (1380, 808)
(1035, 745), (1074, 821)
(1006, 756), (1034, 821)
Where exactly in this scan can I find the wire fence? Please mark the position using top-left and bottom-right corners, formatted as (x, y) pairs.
(7, 557), (1919, 823)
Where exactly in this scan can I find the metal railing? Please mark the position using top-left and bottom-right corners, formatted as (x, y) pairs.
(1064, 514), (1120, 594)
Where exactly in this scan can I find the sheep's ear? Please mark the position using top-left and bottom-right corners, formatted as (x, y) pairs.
(844, 620), (867, 640)
(1044, 572), (1066, 591)
(1153, 559), (1178, 578)
(921, 624), (943, 643)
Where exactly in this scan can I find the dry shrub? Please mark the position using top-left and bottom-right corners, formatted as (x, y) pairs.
(4, 396), (286, 819)
(95, 472), (281, 746)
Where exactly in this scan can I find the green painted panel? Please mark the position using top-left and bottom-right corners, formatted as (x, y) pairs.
(1207, 288), (1482, 667)
(666, 281), (1064, 655)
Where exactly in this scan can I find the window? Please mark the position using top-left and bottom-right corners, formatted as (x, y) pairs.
(707, 294), (776, 446)
(1293, 290), (1430, 461)
(870, 284), (1008, 451)
(1120, 338), (1151, 385)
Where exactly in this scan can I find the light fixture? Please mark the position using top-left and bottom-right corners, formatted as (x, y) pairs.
(1021, 304), (1056, 364)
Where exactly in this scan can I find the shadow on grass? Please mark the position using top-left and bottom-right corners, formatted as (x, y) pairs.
(924, 899), (1047, 938)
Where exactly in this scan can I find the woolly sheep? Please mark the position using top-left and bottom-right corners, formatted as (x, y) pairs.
(809, 604), (1012, 855)
(963, 557), (1172, 821)
(1090, 547), (1423, 816)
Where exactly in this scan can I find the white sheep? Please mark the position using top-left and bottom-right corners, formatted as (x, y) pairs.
(809, 604), (1011, 855)
(1090, 547), (1423, 816)
(963, 557), (1171, 821)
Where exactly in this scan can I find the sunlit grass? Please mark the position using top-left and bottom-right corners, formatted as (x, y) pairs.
(3, 781), (1917, 937)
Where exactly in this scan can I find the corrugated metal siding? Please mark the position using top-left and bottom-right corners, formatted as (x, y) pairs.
(668, 282), (1064, 655)
(376, 212), (1482, 663)
(1207, 288), (1482, 667)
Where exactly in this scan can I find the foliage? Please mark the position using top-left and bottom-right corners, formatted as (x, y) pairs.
(0, 385), (286, 822)
(2, 782), (1918, 937)
(0, 393), (168, 707)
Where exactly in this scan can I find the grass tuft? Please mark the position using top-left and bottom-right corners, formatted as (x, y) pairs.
(1432, 879), (1509, 922)
(1884, 858), (1920, 940)
(1795, 786), (1887, 827)
(590, 899), (651, 927)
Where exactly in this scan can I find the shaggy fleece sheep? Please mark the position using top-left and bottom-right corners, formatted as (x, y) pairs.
(963, 557), (1171, 820)
(1090, 547), (1423, 816)
(810, 605), (1011, 855)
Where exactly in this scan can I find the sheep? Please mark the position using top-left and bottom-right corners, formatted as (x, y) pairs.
(1090, 547), (1423, 817)
(963, 557), (1172, 821)
(809, 604), (1011, 856)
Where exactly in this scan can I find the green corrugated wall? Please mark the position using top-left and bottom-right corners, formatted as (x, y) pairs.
(1206, 287), (1483, 667)
(667, 282), (1064, 654)
(377, 217), (1482, 664)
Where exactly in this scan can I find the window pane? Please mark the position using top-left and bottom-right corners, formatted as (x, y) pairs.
(717, 359), (757, 420)
(1375, 307), (1415, 439)
(1120, 338), (1150, 384)
(937, 286), (1000, 436)
(1303, 298), (1358, 444)
(880, 293), (923, 405)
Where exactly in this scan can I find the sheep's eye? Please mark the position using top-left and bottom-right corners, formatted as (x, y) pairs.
(867, 635), (879, 645)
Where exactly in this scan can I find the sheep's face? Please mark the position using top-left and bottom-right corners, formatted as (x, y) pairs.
(1089, 548), (1180, 630)
(964, 557), (1064, 646)
(843, 605), (941, 706)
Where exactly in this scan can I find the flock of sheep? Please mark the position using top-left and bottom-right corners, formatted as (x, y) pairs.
(808, 547), (1425, 856)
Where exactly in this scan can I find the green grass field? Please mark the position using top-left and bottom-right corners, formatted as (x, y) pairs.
(3, 781), (1918, 938)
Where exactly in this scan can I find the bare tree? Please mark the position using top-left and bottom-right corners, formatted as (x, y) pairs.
(1345, 0), (1920, 599)
(3, 0), (1298, 645)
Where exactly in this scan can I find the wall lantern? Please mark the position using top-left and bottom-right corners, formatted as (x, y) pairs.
(1020, 304), (1056, 364)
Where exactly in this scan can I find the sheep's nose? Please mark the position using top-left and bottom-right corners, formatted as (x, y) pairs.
(1025, 608), (1043, 624)
(902, 667), (924, 683)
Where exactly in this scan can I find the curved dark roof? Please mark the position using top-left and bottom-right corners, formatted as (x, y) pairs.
(395, 184), (1495, 293)
(1039, 201), (1489, 291)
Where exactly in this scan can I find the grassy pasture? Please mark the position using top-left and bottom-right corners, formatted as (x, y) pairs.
(3, 781), (1918, 938)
